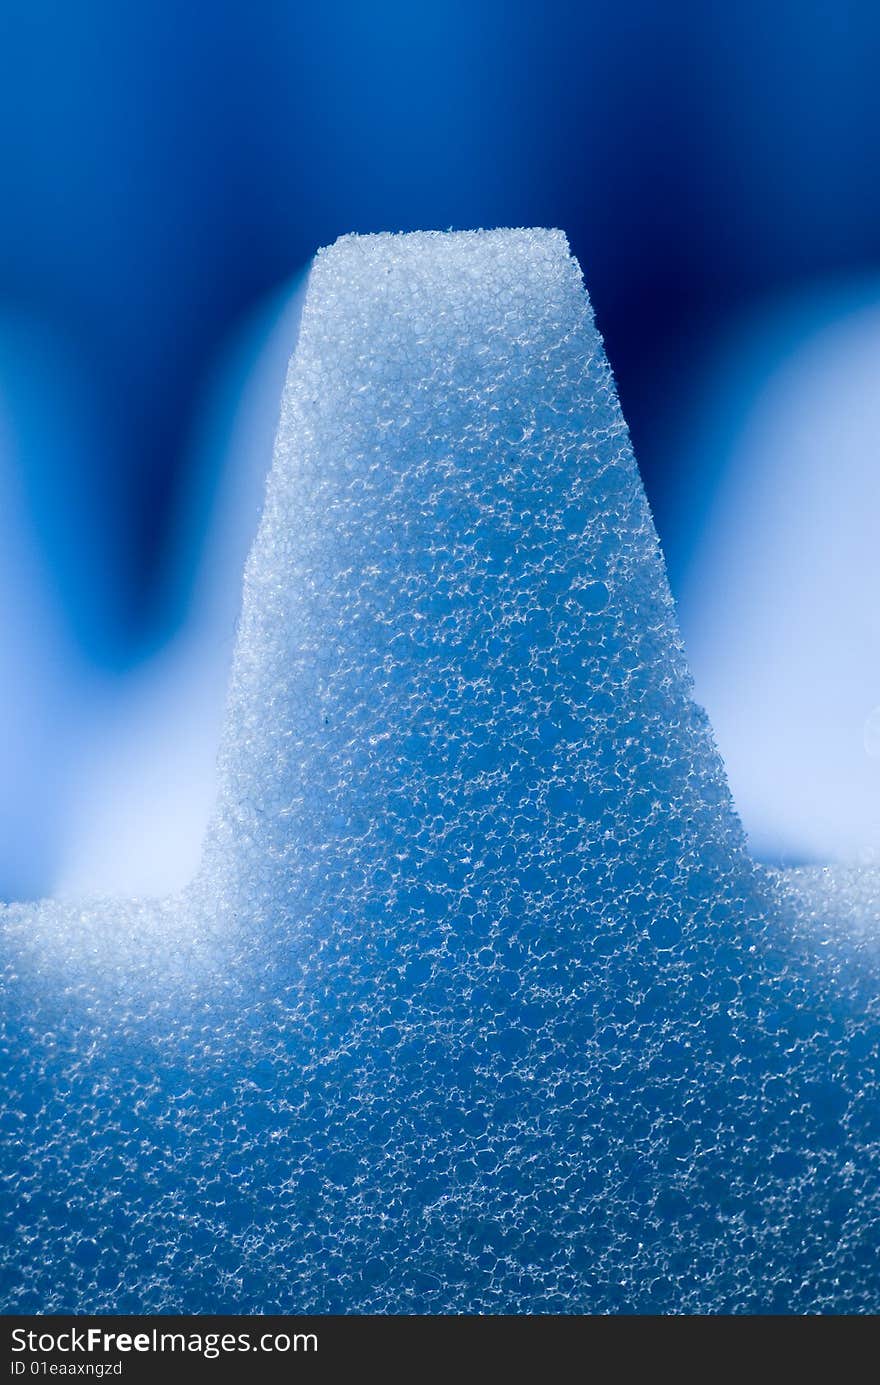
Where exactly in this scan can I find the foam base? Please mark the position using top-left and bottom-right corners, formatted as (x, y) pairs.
(2, 230), (879, 1314)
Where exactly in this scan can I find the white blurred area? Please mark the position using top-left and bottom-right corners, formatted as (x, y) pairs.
(0, 275), (305, 900)
(0, 315), (103, 901)
(679, 277), (880, 866)
(57, 275), (307, 897)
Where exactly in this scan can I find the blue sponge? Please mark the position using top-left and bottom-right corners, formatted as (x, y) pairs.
(3, 230), (878, 1314)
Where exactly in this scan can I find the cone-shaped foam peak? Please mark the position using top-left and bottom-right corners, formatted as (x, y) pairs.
(204, 229), (750, 937)
(5, 233), (880, 1316)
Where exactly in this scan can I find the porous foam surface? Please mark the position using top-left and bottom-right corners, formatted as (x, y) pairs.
(3, 230), (880, 1314)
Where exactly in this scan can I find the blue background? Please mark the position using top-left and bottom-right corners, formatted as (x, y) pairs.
(3, 0), (880, 895)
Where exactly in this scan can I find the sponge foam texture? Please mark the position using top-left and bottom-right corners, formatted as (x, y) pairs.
(2, 230), (880, 1314)
(205, 229), (747, 924)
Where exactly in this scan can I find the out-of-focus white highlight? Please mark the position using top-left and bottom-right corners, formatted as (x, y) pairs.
(0, 278), (305, 901)
(55, 275), (307, 897)
(0, 315), (94, 900)
(679, 278), (880, 865)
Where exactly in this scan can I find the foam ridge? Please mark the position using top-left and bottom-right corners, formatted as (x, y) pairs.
(2, 230), (879, 1314)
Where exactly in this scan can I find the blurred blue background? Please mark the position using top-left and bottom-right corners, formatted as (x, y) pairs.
(4, 0), (880, 896)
